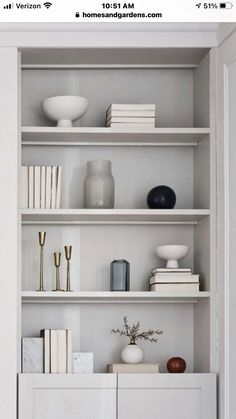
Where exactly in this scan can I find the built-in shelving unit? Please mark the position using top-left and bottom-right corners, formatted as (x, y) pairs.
(21, 291), (210, 304)
(20, 44), (215, 377)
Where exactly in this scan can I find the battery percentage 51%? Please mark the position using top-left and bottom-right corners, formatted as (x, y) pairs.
(196, 2), (233, 7)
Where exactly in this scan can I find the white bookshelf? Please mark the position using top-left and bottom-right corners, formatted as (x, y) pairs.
(20, 44), (215, 378)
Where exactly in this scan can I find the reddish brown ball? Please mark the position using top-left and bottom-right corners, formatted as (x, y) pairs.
(167, 357), (186, 373)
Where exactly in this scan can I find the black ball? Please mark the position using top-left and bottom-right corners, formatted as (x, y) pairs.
(147, 185), (176, 209)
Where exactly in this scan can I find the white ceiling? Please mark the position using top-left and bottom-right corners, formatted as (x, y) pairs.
(0, 22), (221, 32)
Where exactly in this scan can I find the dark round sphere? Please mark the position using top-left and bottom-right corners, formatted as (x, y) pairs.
(167, 357), (186, 373)
(146, 185), (176, 209)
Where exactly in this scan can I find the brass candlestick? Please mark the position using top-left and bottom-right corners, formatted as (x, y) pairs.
(64, 245), (72, 292)
(53, 252), (64, 291)
(38, 232), (46, 291)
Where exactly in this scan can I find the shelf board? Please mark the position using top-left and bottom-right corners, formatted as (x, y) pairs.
(20, 209), (210, 225)
(21, 48), (210, 68)
(21, 127), (210, 147)
(21, 291), (210, 304)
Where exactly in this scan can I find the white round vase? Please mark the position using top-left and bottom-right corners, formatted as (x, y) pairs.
(121, 344), (144, 364)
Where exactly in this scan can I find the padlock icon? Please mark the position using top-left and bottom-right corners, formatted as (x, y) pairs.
(75, 12), (80, 17)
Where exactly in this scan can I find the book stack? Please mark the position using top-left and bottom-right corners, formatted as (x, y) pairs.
(105, 104), (156, 128)
(40, 329), (72, 374)
(21, 166), (62, 209)
(149, 268), (200, 292)
(108, 363), (159, 373)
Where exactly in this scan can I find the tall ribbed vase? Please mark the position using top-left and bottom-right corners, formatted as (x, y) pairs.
(84, 160), (114, 209)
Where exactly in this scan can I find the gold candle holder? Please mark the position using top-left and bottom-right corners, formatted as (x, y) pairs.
(53, 252), (64, 291)
(64, 245), (72, 292)
(37, 232), (46, 291)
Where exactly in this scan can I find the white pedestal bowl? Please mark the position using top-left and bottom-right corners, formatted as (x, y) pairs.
(41, 95), (89, 127)
(156, 245), (189, 268)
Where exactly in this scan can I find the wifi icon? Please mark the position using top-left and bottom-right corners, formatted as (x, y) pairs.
(44, 2), (52, 8)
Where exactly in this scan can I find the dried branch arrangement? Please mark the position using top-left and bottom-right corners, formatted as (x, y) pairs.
(111, 316), (163, 344)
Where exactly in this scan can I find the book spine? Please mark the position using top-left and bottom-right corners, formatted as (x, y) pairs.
(50, 330), (58, 374)
(40, 166), (46, 209)
(56, 166), (62, 209)
(66, 329), (72, 373)
(106, 123), (155, 129)
(153, 268), (192, 273)
(28, 166), (34, 209)
(34, 166), (41, 209)
(106, 117), (156, 124)
(21, 166), (28, 209)
(106, 110), (156, 118)
(57, 330), (67, 374)
(108, 104), (156, 111)
(150, 283), (200, 291)
(45, 166), (51, 209)
(40, 329), (50, 374)
(150, 274), (200, 283)
(51, 166), (57, 209)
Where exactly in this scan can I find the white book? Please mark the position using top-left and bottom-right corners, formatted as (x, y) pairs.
(150, 283), (200, 292)
(152, 268), (192, 275)
(40, 166), (46, 209)
(108, 104), (156, 111)
(45, 166), (51, 209)
(106, 109), (156, 118)
(34, 166), (41, 209)
(107, 123), (155, 129)
(56, 166), (62, 209)
(40, 329), (50, 374)
(51, 166), (57, 209)
(50, 330), (58, 374)
(28, 166), (34, 209)
(57, 330), (67, 374)
(149, 274), (200, 284)
(66, 329), (72, 373)
(21, 166), (28, 208)
(106, 117), (156, 124)
(108, 363), (159, 373)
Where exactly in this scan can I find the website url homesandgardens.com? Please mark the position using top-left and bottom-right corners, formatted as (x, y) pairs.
(76, 11), (163, 19)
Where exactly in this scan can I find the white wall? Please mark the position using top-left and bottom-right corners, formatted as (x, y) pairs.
(0, 48), (19, 419)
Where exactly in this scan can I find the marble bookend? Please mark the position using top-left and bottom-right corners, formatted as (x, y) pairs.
(22, 338), (43, 373)
(73, 352), (94, 374)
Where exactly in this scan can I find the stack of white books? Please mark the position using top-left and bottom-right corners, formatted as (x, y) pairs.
(21, 166), (62, 209)
(149, 267), (200, 292)
(105, 104), (156, 128)
(40, 329), (72, 374)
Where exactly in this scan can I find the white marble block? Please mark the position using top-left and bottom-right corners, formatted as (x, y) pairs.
(73, 352), (94, 374)
(22, 338), (43, 373)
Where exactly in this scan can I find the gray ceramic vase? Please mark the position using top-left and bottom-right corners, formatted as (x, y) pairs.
(84, 160), (115, 209)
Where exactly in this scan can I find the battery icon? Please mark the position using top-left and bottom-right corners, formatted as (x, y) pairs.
(220, 2), (233, 8)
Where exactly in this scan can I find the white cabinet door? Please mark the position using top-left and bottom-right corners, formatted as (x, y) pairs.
(118, 374), (216, 419)
(19, 374), (116, 419)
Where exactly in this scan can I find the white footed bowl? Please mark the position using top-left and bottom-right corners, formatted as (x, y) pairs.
(41, 95), (89, 127)
(156, 245), (189, 268)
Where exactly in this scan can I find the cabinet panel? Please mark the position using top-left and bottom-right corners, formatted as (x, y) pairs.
(19, 374), (116, 419)
(119, 388), (200, 419)
(118, 374), (216, 419)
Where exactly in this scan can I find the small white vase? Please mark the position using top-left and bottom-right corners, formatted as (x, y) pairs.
(121, 343), (144, 364)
